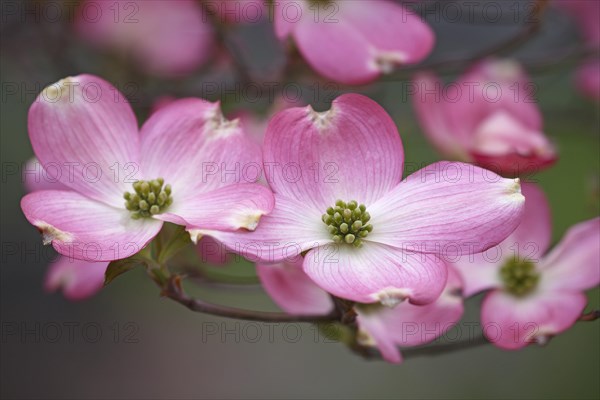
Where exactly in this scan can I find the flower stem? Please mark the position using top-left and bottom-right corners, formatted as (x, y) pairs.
(579, 310), (600, 322)
(161, 275), (599, 361)
(163, 275), (340, 323)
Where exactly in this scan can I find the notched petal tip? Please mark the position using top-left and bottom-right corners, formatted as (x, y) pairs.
(204, 104), (242, 139)
(371, 51), (408, 74)
(41, 77), (78, 102)
(188, 229), (204, 245)
(534, 334), (552, 347)
(307, 105), (335, 130)
(234, 211), (265, 231)
(34, 220), (73, 245)
(507, 177), (525, 200)
(372, 287), (411, 307)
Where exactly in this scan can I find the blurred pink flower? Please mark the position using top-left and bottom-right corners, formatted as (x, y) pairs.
(413, 59), (557, 177)
(575, 58), (600, 101)
(257, 258), (335, 316)
(274, 0), (434, 84)
(193, 94), (525, 305)
(205, 0), (268, 24)
(24, 158), (107, 301)
(75, 0), (215, 77)
(453, 183), (599, 349)
(257, 258), (464, 363)
(554, 1), (600, 101)
(22, 75), (274, 262)
(45, 257), (108, 301)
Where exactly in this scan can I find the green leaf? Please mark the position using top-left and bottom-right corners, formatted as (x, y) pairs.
(104, 257), (147, 286)
(154, 223), (192, 264)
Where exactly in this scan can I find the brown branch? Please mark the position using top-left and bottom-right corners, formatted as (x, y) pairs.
(579, 310), (600, 322)
(181, 265), (262, 288)
(162, 275), (340, 323)
(402, 335), (490, 359)
(162, 277), (598, 360)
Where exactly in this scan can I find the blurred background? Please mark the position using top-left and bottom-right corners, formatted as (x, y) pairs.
(1, 0), (598, 399)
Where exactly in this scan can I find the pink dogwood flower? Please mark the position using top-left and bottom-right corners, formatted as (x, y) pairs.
(190, 94), (525, 305)
(274, 0), (435, 84)
(575, 58), (600, 101)
(21, 75), (274, 262)
(453, 183), (600, 349)
(44, 257), (108, 301)
(24, 158), (107, 300)
(554, 1), (600, 101)
(75, 0), (215, 77)
(413, 58), (557, 177)
(257, 258), (464, 363)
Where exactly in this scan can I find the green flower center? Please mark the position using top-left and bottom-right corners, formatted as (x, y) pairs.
(124, 178), (173, 219)
(500, 257), (540, 296)
(322, 200), (373, 248)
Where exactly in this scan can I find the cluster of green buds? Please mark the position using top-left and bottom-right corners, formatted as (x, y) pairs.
(322, 200), (373, 248)
(124, 178), (173, 219)
(500, 257), (540, 296)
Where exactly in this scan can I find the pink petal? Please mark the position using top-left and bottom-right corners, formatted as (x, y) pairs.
(355, 267), (464, 362)
(471, 152), (558, 178)
(575, 58), (600, 101)
(504, 183), (552, 256)
(23, 158), (68, 192)
(45, 256), (108, 301)
(481, 290), (587, 350)
(470, 111), (557, 176)
(341, 0), (435, 66)
(412, 73), (472, 161)
(461, 59), (543, 130)
(452, 253), (501, 298)
(303, 241), (448, 305)
(277, 2), (376, 85)
(75, 0), (214, 77)
(452, 183), (551, 297)
(368, 162), (525, 255)
(355, 309), (403, 363)
(195, 236), (231, 266)
(264, 94), (403, 210)
(273, 0), (295, 38)
(28, 75), (140, 208)
(139, 98), (263, 199)
(188, 194), (331, 262)
(156, 183), (274, 232)
(257, 258), (335, 316)
(21, 190), (162, 261)
(540, 217), (600, 292)
(413, 59), (547, 171)
(276, 0), (433, 84)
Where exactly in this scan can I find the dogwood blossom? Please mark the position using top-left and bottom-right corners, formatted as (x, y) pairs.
(274, 0), (434, 84)
(21, 75), (274, 262)
(190, 94), (525, 304)
(453, 183), (599, 349)
(413, 59), (557, 176)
